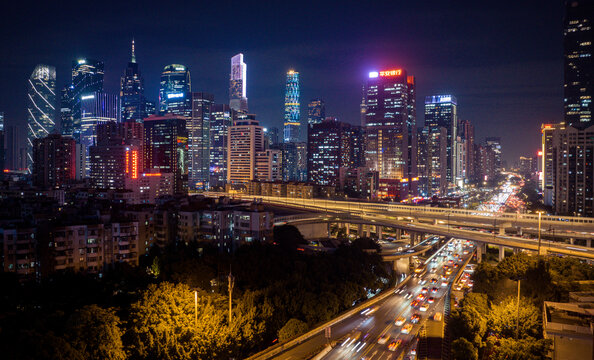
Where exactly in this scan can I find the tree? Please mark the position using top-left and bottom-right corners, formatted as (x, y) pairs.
(451, 338), (478, 360)
(273, 225), (306, 252)
(278, 318), (309, 342)
(497, 253), (534, 280)
(488, 296), (540, 339)
(488, 337), (551, 360)
(66, 305), (126, 360)
(449, 293), (489, 346)
(127, 282), (229, 360)
(352, 237), (380, 251)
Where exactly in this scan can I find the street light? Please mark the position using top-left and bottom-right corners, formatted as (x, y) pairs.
(537, 211), (544, 256)
(194, 290), (198, 327)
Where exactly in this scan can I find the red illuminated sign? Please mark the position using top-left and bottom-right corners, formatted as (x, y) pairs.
(380, 69), (402, 77)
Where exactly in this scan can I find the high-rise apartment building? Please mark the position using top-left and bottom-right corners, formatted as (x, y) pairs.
(255, 149), (283, 182)
(307, 99), (325, 127)
(485, 137), (502, 172)
(27, 64), (57, 172)
(307, 118), (363, 187)
(283, 70), (301, 142)
(425, 95), (457, 182)
(71, 58), (104, 139)
(121, 39), (150, 122)
(364, 69), (417, 192)
(459, 119), (475, 181)
(89, 121), (143, 190)
(159, 64), (191, 117)
(32, 134), (76, 189)
(417, 126), (447, 196)
(143, 114), (188, 194)
(541, 123), (565, 206)
(552, 124), (594, 216)
(188, 92), (214, 190)
(564, 0), (593, 129)
(229, 54), (248, 113)
(227, 115), (264, 184)
(210, 104), (233, 188)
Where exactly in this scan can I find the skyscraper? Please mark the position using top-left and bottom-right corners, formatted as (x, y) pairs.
(307, 99), (325, 127)
(227, 114), (264, 184)
(485, 137), (502, 172)
(121, 39), (149, 122)
(364, 69), (416, 184)
(229, 54), (248, 113)
(424, 95), (457, 183)
(283, 70), (301, 142)
(159, 64), (191, 117)
(32, 134), (76, 189)
(143, 114), (188, 194)
(307, 118), (363, 187)
(60, 85), (74, 136)
(210, 104), (234, 188)
(188, 92), (214, 190)
(564, 0), (593, 129)
(27, 64), (57, 172)
(71, 58), (105, 140)
(417, 126), (447, 196)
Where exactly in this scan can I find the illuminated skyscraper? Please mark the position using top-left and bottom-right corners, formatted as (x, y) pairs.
(143, 114), (188, 194)
(27, 64), (57, 172)
(228, 115), (264, 184)
(425, 95), (457, 182)
(485, 137), (502, 172)
(229, 54), (248, 113)
(564, 0), (593, 129)
(121, 39), (150, 122)
(283, 70), (301, 142)
(188, 92), (214, 190)
(159, 64), (191, 117)
(364, 69), (416, 186)
(71, 58), (104, 140)
(60, 85), (74, 136)
(210, 104), (233, 188)
(80, 91), (120, 175)
(307, 99), (325, 127)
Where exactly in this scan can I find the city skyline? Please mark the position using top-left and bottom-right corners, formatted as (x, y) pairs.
(0, 1), (568, 165)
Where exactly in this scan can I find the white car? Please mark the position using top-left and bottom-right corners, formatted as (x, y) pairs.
(395, 316), (405, 326)
(377, 334), (390, 344)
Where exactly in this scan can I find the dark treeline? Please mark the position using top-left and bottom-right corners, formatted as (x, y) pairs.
(0, 225), (392, 359)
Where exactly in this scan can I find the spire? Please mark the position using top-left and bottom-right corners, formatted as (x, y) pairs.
(131, 38), (136, 63)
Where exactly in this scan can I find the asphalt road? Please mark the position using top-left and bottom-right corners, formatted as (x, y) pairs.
(272, 239), (475, 360)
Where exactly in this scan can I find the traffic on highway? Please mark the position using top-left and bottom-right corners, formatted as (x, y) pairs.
(316, 239), (475, 360)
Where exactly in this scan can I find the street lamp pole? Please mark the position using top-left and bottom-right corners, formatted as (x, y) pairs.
(194, 290), (198, 327)
(516, 279), (521, 339)
(537, 211), (543, 256)
(228, 271), (235, 324)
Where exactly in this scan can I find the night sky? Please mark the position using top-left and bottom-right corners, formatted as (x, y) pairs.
(1, 0), (565, 164)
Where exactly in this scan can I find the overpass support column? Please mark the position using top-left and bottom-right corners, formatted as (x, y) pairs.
(377, 226), (383, 241)
(433, 219), (439, 225)
(358, 224), (363, 237)
(516, 227), (523, 236)
(327, 223), (331, 238)
(513, 248), (520, 255)
(476, 242), (486, 263)
(345, 223), (350, 236)
(498, 246), (505, 262)
(498, 226), (505, 235)
(366, 225), (371, 238)
(587, 239), (592, 248)
(569, 238), (574, 245)
(396, 228), (402, 240)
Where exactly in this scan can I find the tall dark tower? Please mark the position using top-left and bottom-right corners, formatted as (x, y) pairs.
(71, 58), (104, 140)
(564, 0), (593, 129)
(121, 39), (148, 122)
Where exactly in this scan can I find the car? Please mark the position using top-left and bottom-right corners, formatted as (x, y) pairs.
(455, 284), (463, 291)
(430, 278), (438, 284)
(377, 334), (390, 344)
(405, 292), (413, 299)
(420, 303), (429, 312)
(410, 313), (421, 324)
(360, 306), (377, 316)
(411, 300), (420, 307)
(428, 297), (435, 303)
(388, 339), (402, 351)
(433, 312), (443, 321)
(416, 294), (426, 301)
(395, 316), (405, 326)
(421, 287), (428, 294)
(419, 279), (427, 285)
(401, 323), (413, 334)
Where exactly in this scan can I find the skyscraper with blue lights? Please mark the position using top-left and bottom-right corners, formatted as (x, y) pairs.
(121, 39), (150, 122)
(283, 70), (301, 142)
(159, 64), (191, 117)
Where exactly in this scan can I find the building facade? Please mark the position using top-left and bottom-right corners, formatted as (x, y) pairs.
(227, 115), (264, 184)
(27, 64), (57, 172)
(229, 54), (248, 113)
(210, 104), (234, 188)
(71, 58), (105, 140)
(158, 64), (191, 117)
(283, 70), (301, 142)
(424, 95), (457, 182)
(120, 39), (151, 122)
(307, 99), (325, 127)
(188, 92), (213, 190)
(32, 134), (76, 189)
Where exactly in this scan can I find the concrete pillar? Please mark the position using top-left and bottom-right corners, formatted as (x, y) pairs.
(377, 226), (383, 241)
(410, 232), (417, 246)
(587, 239), (592, 248)
(516, 227), (523, 236)
(476, 242), (486, 263)
(433, 218), (439, 225)
(327, 223), (331, 238)
(358, 224), (363, 237)
(396, 228), (402, 240)
(513, 248), (520, 254)
(498, 226), (505, 235)
(345, 223), (350, 236)
(366, 225), (371, 238)
(498, 246), (505, 262)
